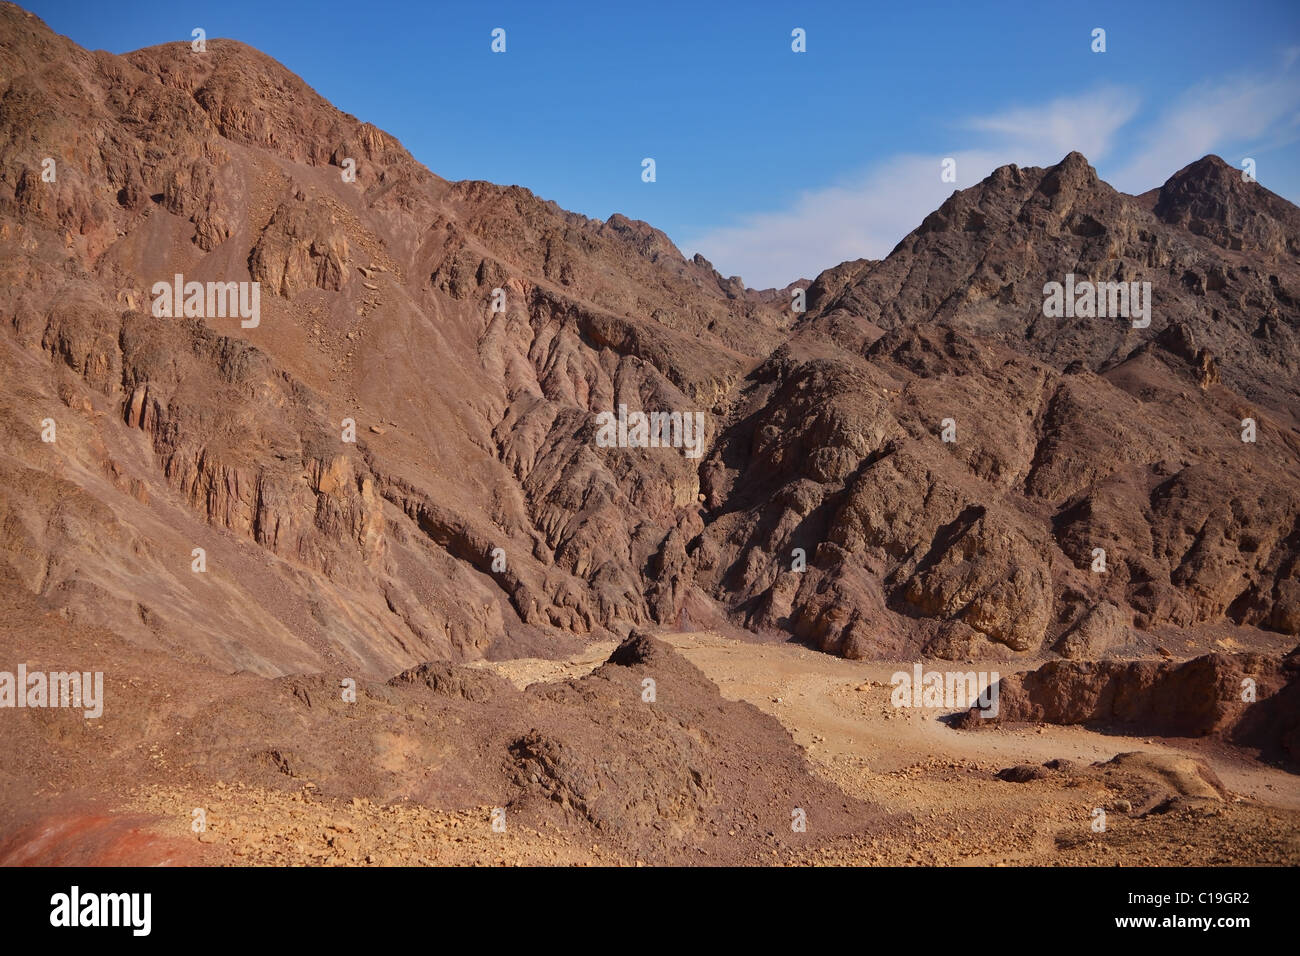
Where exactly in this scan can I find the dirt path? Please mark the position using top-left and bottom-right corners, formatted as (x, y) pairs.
(658, 632), (1300, 811)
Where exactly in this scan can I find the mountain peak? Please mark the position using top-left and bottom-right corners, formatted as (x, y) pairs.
(1153, 154), (1299, 255)
(1057, 149), (1094, 169)
(1037, 150), (1100, 196)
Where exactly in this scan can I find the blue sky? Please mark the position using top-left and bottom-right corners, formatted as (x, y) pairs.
(24, 0), (1300, 287)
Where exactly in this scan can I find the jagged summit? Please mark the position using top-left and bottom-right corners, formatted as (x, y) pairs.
(804, 149), (1300, 414)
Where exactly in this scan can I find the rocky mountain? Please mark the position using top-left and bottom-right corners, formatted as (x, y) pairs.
(1, 0), (1297, 691)
(705, 152), (1300, 662)
(759, 150), (1300, 773)
(0, 4), (792, 680)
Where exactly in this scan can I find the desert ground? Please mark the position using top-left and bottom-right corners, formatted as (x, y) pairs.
(4, 625), (1294, 867)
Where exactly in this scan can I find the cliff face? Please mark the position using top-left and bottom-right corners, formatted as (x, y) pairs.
(1, 3), (1298, 681)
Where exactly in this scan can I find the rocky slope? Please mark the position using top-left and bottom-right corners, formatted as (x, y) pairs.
(0, 4), (792, 679)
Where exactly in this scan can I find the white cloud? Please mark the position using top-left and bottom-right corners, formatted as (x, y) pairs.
(681, 59), (1299, 289)
(1107, 72), (1300, 193)
(962, 86), (1139, 162)
(680, 88), (1138, 289)
(677, 151), (1005, 287)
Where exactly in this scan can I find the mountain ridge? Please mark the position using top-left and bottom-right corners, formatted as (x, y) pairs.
(0, 2), (1297, 684)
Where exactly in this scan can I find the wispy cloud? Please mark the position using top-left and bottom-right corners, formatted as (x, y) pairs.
(681, 57), (1299, 289)
(962, 86), (1140, 162)
(1107, 71), (1300, 193)
(676, 151), (1008, 287)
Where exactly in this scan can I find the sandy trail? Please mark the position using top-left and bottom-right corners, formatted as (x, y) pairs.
(657, 632), (1300, 811)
